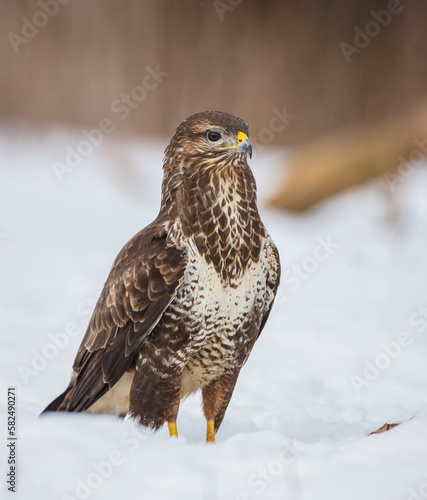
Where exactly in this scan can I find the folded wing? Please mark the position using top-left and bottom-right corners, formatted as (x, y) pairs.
(62, 218), (187, 412)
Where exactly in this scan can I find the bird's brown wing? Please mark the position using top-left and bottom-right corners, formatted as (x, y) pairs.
(64, 218), (187, 412)
(256, 237), (281, 340)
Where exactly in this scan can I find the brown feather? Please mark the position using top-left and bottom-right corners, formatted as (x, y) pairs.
(61, 219), (186, 412)
(44, 111), (281, 439)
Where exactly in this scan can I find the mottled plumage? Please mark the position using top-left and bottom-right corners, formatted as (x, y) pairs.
(43, 111), (281, 441)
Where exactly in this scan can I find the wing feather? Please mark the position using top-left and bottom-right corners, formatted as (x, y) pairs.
(65, 218), (187, 412)
(257, 236), (281, 340)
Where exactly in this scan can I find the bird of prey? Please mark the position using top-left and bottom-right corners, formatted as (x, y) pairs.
(43, 111), (281, 443)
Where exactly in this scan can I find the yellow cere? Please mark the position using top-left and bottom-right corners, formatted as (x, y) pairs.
(237, 131), (248, 144)
(219, 131), (249, 151)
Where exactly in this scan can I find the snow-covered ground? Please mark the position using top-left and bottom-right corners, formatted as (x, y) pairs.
(1, 124), (426, 500)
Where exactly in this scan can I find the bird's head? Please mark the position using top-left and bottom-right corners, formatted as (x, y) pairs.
(160, 111), (255, 216)
(164, 111), (253, 172)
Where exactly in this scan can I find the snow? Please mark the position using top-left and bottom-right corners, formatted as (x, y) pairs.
(1, 124), (427, 500)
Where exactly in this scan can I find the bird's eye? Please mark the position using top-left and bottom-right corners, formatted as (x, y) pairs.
(207, 131), (222, 142)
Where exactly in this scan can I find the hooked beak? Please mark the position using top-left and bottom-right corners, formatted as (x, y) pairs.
(237, 131), (253, 159)
(219, 131), (253, 159)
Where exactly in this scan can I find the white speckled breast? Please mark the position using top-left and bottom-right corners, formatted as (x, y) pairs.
(168, 237), (269, 396)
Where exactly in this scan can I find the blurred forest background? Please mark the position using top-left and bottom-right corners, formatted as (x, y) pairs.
(2, 0), (427, 142)
(1, 0), (427, 208)
(2, 3), (427, 495)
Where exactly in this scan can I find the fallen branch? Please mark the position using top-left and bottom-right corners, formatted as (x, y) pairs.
(267, 105), (427, 211)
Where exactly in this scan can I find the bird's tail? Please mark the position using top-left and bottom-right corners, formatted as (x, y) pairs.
(41, 386), (72, 413)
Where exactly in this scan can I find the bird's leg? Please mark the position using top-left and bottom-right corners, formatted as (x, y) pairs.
(163, 393), (180, 438)
(202, 370), (239, 444)
(168, 421), (178, 438)
(165, 377), (181, 438)
(130, 356), (182, 435)
(206, 419), (216, 443)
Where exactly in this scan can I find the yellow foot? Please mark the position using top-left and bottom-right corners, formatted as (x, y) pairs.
(206, 420), (215, 444)
(168, 422), (178, 438)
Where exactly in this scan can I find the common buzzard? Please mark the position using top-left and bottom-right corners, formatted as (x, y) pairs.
(43, 111), (281, 442)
